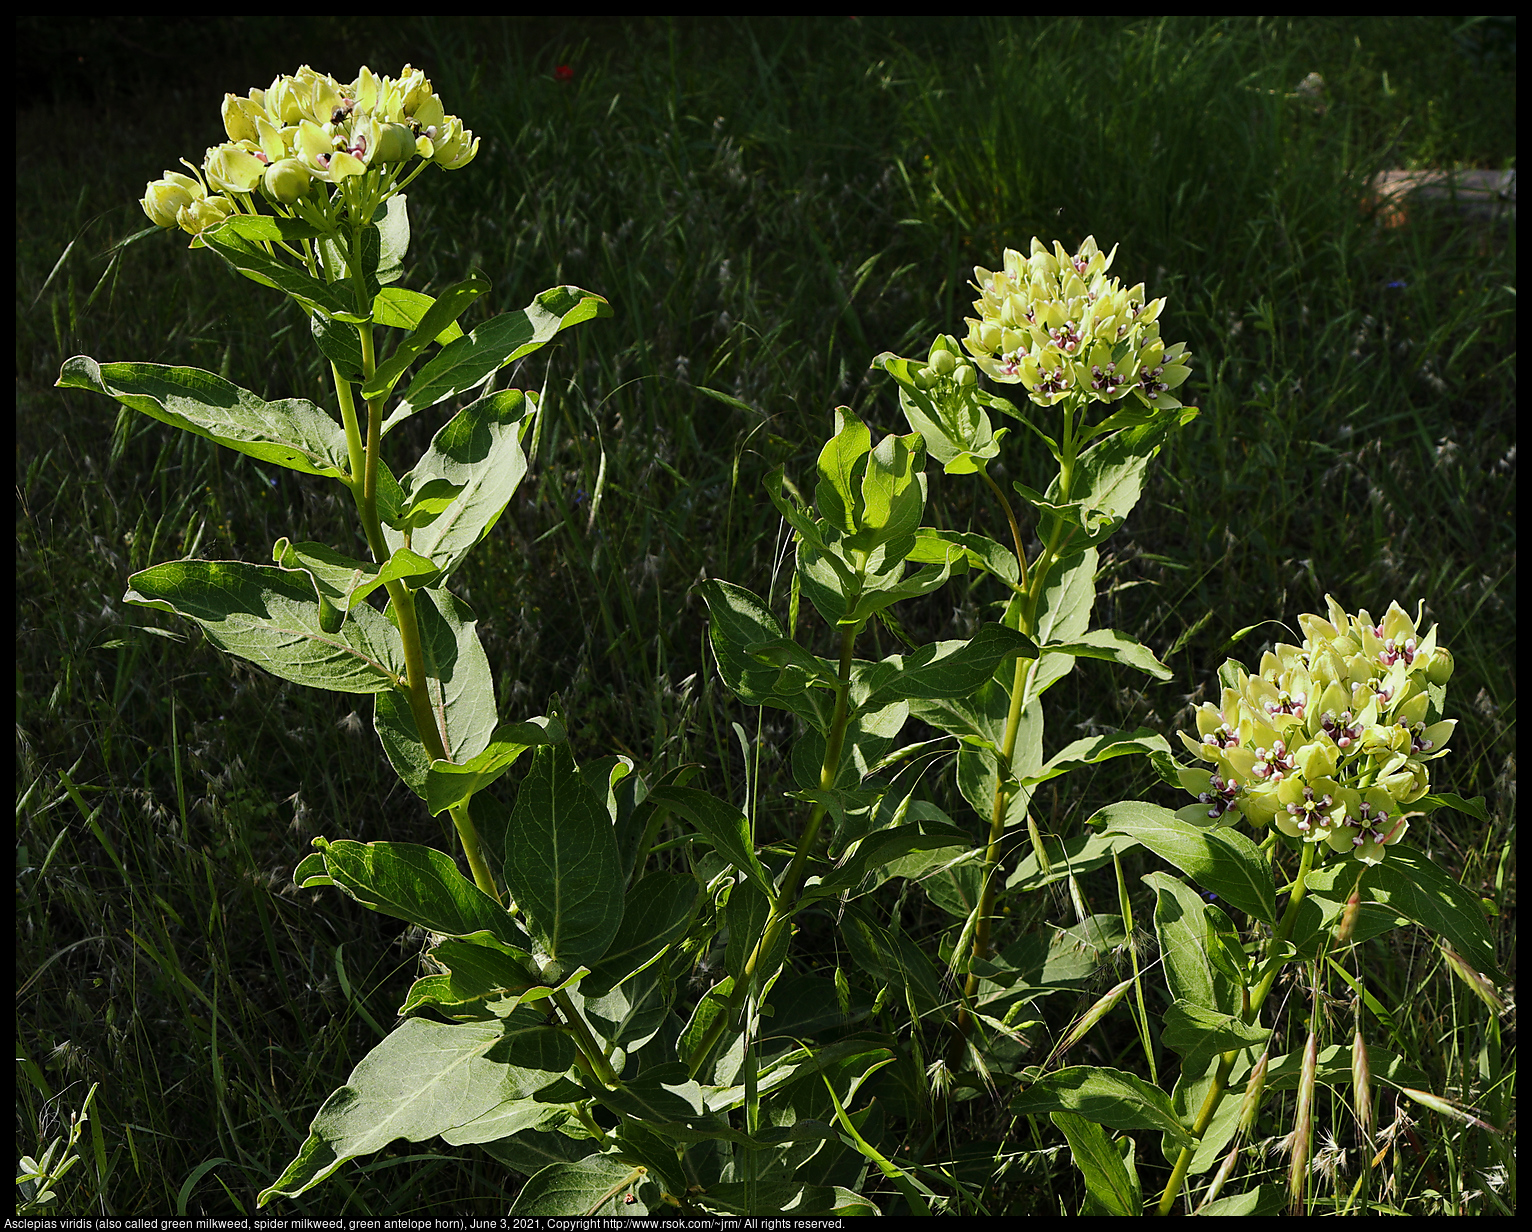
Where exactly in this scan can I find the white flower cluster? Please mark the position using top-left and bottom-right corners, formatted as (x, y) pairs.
(141, 64), (478, 235)
(963, 236), (1192, 411)
(1177, 596), (1455, 863)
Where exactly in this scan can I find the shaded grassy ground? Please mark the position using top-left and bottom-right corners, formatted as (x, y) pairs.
(16, 16), (1515, 1216)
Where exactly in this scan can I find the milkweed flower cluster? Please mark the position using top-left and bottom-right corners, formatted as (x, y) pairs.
(1176, 596), (1455, 864)
(963, 236), (1193, 411)
(140, 64), (478, 236)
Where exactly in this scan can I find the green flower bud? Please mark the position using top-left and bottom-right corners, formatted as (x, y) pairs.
(141, 171), (203, 229)
(913, 367), (936, 390)
(262, 158), (312, 204)
(929, 347), (957, 377)
(222, 92), (263, 144)
(265, 74), (306, 126)
(1425, 646), (1454, 686)
(954, 363), (977, 387)
(373, 122), (417, 164)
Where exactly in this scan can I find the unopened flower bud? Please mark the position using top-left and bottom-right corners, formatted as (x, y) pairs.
(263, 158), (312, 204)
(222, 92), (263, 144)
(930, 347), (957, 377)
(373, 122), (417, 164)
(954, 363), (977, 387)
(1425, 646), (1454, 686)
(141, 171), (202, 229)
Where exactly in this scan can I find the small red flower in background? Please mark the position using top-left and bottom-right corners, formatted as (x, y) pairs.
(554, 65), (575, 82)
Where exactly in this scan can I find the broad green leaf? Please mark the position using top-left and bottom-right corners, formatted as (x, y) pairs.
(424, 716), (565, 816)
(1146, 871), (1239, 1017)
(1012, 1067), (1194, 1149)
(1019, 728), (1173, 790)
(58, 357), (351, 480)
(1022, 547), (1098, 706)
(373, 193), (410, 285)
(503, 744), (624, 976)
(744, 637), (842, 691)
(584, 872), (700, 995)
(476, 1125), (588, 1176)
(856, 623), (1037, 710)
(271, 538), (437, 612)
(440, 1098), (566, 1148)
(1092, 800), (1276, 925)
(693, 1182), (878, 1217)
(645, 785), (775, 902)
(209, 213), (323, 243)
(257, 1016), (538, 1205)
(763, 466), (834, 558)
(1012, 481), (1124, 544)
(1417, 792), (1489, 823)
(372, 287), (464, 344)
(813, 408), (873, 535)
(583, 967), (672, 1052)
(723, 878), (774, 985)
(509, 1155), (648, 1217)
(311, 314), (364, 383)
(386, 477), (467, 535)
(1197, 1187), (1284, 1216)
(125, 560), (405, 693)
(201, 219), (365, 321)
(1051, 1111), (1141, 1217)
(1320, 845), (1503, 985)
(1007, 827), (1138, 892)
(907, 528), (1019, 587)
(1035, 628), (1172, 680)
(362, 276), (491, 401)
(1161, 1001), (1270, 1075)
(387, 286), (612, 431)
(381, 389), (536, 581)
(843, 559), (953, 628)
(371, 587), (497, 796)
(310, 837), (529, 951)
(701, 579), (815, 708)
(838, 904), (943, 1018)
(318, 224), (381, 306)
(806, 816), (973, 902)
(398, 936), (539, 1016)
(1041, 411), (1196, 545)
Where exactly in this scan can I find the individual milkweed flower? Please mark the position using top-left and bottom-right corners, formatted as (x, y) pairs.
(430, 116), (479, 170)
(176, 192), (236, 235)
(141, 171), (205, 229)
(262, 158), (312, 205)
(221, 91), (266, 144)
(204, 142), (268, 195)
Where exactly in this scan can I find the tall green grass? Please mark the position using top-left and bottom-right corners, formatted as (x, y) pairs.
(17, 16), (1514, 1216)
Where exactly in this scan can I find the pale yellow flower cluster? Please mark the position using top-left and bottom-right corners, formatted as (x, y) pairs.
(140, 64), (478, 235)
(963, 236), (1192, 411)
(1177, 596), (1455, 863)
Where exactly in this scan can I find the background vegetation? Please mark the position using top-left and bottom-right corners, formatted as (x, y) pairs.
(16, 15), (1515, 1216)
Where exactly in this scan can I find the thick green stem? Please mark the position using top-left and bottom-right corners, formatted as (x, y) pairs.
(554, 987), (622, 1089)
(332, 244), (497, 903)
(686, 621), (858, 1077)
(1155, 840), (1319, 1215)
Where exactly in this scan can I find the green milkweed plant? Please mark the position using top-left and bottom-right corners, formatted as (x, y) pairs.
(58, 63), (1502, 1217)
